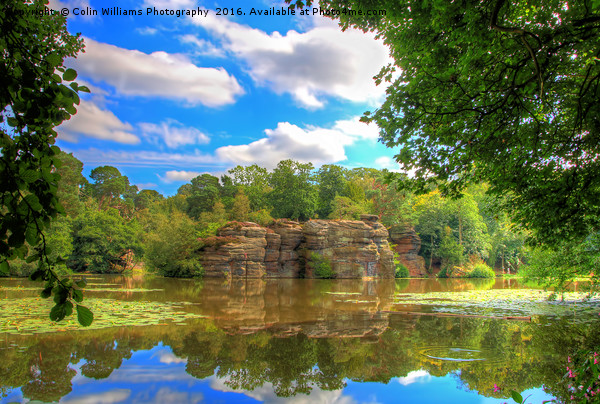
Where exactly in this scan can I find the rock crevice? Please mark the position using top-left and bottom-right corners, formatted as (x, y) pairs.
(201, 215), (394, 279)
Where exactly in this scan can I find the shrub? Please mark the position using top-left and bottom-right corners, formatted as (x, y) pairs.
(437, 266), (452, 278)
(309, 252), (335, 279)
(466, 262), (496, 278)
(395, 262), (410, 278)
(145, 211), (204, 278)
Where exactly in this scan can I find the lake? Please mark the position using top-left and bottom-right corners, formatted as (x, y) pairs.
(1, 275), (599, 403)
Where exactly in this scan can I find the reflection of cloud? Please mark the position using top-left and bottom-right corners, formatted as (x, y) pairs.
(62, 388), (131, 404)
(209, 375), (356, 404)
(397, 370), (432, 386)
(137, 387), (203, 404)
(152, 349), (188, 364)
(108, 365), (192, 383)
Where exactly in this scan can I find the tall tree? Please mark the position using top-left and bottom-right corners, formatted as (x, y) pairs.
(88, 166), (135, 213)
(291, 0), (600, 246)
(0, 0), (91, 324)
(185, 174), (222, 219)
(315, 164), (347, 219)
(269, 160), (317, 221)
(228, 164), (272, 211)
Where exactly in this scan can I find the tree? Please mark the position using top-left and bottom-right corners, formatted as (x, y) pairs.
(228, 164), (272, 211)
(87, 166), (138, 218)
(291, 0), (600, 246)
(55, 151), (87, 217)
(315, 164), (347, 218)
(69, 207), (143, 273)
(0, 0), (92, 325)
(231, 189), (251, 221)
(269, 160), (317, 221)
(185, 174), (221, 219)
(145, 211), (204, 277)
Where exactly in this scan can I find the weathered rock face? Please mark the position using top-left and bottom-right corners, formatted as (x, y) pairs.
(201, 215), (394, 279)
(389, 226), (427, 277)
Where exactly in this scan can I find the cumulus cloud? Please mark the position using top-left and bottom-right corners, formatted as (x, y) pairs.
(57, 100), (140, 144)
(68, 37), (244, 107)
(140, 119), (210, 148)
(162, 170), (202, 182)
(216, 117), (378, 168)
(192, 15), (391, 108)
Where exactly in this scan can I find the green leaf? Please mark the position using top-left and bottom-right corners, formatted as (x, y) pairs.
(50, 301), (73, 322)
(63, 68), (77, 81)
(40, 286), (53, 298)
(53, 286), (68, 304)
(75, 279), (87, 288)
(0, 261), (9, 275)
(26, 253), (40, 263)
(24, 194), (43, 212)
(46, 53), (61, 66)
(20, 170), (39, 183)
(72, 288), (83, 302)
(25, 225), (39, 246)
(29, 270), (44, 281)
(78, 85), (90, 93)
(52, 73), (62, 83)
(7, 117), (18, 127)
(511, 390), (523, 404)
(76, 304), (94, 326)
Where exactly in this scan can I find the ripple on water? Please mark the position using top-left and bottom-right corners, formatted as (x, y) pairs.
(418, 345), (507, 366)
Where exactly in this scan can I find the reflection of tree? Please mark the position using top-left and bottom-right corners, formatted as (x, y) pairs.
(79, 338), (133, 379)
(2, 308), (600, 402)
(21, 342), (76, 402)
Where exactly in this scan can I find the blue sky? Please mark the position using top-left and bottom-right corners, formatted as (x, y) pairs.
(50, 0), (400, 195)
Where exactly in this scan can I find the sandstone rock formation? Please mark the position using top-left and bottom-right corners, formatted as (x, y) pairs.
(389, 225), (427, 277)
(201, 215), (395, 279)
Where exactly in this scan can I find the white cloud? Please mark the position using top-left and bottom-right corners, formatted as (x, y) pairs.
(57, 100), (140, 144)
(137, 27), (158, 35)
(216, 117), (378, 169)
(68, 37), (244, 107)
(68, 116), (377, 173)
(140, 119), (210, 148)
(179, 34), (225, 57)
(193, 15), (391, 108)
(374, 156), (400, 171)
(162, 170), (202, 182)
(61, 389), (131, 404)
(397, 370), (432, 386)
(71, 148), (218, 168)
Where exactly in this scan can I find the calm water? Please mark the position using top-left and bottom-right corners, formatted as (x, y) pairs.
(1, 276), (598, 403)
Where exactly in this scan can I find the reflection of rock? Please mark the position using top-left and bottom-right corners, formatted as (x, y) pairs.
(197, 278), (395, 339)
(201, 217), (394, 279)
(389, 226), (427, 277)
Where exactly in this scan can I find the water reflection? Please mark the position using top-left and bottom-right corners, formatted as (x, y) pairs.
(0, 276), (597, 403)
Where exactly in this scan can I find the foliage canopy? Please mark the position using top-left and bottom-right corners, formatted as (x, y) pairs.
(291, 0), (600, 246)
(0, 0), (91, 325)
